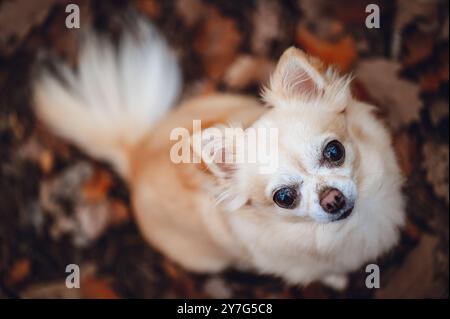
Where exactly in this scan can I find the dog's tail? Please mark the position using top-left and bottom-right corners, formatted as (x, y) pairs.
(33, 18), (181, 178)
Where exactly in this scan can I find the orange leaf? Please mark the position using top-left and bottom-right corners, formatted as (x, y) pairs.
(82, 169), (113, 202)
(393, 130), (417, 178)
(136, 0), (160, 19)
(295, 25), (357, 72)
(39, 149), (54, 174)
(81, 277), (120, 299)
(110, 200), (130, 225)
(6, 259), (31, 286)
(194, 7), (241, 81)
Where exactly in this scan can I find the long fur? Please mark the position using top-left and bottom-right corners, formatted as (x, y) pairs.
(33, 23), (405, 289)
(33, 19), (181, 177)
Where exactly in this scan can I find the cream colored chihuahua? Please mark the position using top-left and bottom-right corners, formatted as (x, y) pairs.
(34, 20), (405, 290)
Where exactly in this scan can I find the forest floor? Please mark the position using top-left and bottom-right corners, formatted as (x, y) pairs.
(0, 0), (448, 298)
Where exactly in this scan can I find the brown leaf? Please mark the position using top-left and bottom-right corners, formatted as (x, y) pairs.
(429, 99), (449, 126)
(110, 200), (130, 225)
(224, 55), (275, 90)
(402, 30), (434, 66)
(0, 0), (57, 56)
(6, 259), (31, 286)
(194, 7), (241, 81)
(82, 168), (113, 202)
(376, 235), (445, 298)
(21, 281), (81, 299)
(302, 282), (330, 299)
(251, 0), (282, 55)
(393, 130), (417, 178)
(419, 46), (449, 93)
(422, 142), (449, 205)
(354, 58), (422, 131)
(403, 219), (422, 242)
(295, 24), (357, 72)
(35, 123), (72, 159)
(39, 149), (54, 174)
(175, 0), (205, 27)
(136, 0), (160, 20)
(45, 0), (93, 66)
(81, 277), (120, 299)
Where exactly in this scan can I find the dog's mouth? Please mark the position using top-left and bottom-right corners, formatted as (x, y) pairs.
(335, 206), (354, 222)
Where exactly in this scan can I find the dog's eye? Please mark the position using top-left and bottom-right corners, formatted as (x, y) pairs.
(273, 187), (298, 209)
(323, 140), (345, 164)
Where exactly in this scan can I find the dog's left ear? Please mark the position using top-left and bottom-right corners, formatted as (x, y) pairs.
(269, 47), (327, 100)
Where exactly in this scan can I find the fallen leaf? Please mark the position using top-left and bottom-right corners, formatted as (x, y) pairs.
(5, 259), (31, 286)
(354, 58), (422, 131)
(15, 135), (54, 173)
(82, 168), (113, 202)
(251, 0), (282, 55)
(422, 141), (449, 205)
(194, 7), (241, 81)
(395, 0), (440, 33)
(203, 277), (232, 299)
(81, 277), (120, 299)
(402, 30), (434, 66)
(224, 55), (275, 89)
(74, 201), (111, 246)
(0, 0), (57, 56)
(376, 234), (445, 298)
(110, 200), (130, 225)
(403, 219), (422, 242)
(175, 0), (205, 27)
(393, 130), (417, 178)
(21, 281), (81, 299)
(429, 99), (449, 126)
(302, 282), (330, 299)
(296, 24), (357, 72)
(39, 149), (54, 174)
(419, 46), (450, 93)
(136, 0), (160, 19)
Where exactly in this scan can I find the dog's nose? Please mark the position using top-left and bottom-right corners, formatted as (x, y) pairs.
(320, 188), (346, 214)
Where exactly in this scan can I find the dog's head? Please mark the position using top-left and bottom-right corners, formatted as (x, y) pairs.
(198, 48), (360, 224)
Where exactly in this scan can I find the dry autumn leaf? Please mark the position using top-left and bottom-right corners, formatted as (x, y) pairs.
(422, 141), (449, 205)
(81, 277), (120, 299)
(393, 130), (418, 178)
(136, 0), (160, 20)
(0, 0), (57, 56)
(355, 58), (422, 131)
(194, 7), (241, 81)
(251, 0), (282, 55)
(6, 259), (31, 286)
(224, 55), (275, 89)
(402, 30), (434, 66)
(82, 168), (113, 202)
(296, 24), (357, 72)
(110, 200), (131, 225)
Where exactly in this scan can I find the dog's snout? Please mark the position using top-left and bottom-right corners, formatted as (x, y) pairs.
(320, 188), (346, 214)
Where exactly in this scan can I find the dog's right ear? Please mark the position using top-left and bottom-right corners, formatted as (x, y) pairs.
(266, 47), (326, 101)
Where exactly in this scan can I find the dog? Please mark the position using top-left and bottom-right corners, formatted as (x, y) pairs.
(33, 18), (405, 290)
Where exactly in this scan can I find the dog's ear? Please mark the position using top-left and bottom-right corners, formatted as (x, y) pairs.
(192, 126), (243, 178)
(269, 47), (326, 100)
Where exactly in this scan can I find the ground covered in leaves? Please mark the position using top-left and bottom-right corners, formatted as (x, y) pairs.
(0, 0), (448, 298)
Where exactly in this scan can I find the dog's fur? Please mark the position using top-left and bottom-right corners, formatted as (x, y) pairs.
(33, 20), (405, 289)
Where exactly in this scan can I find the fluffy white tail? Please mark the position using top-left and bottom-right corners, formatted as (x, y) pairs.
(33, 19), (181, 177)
